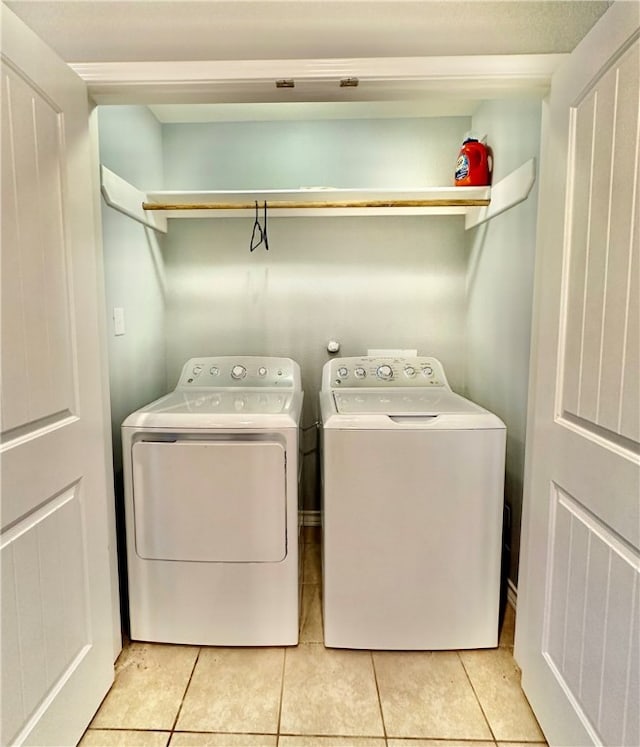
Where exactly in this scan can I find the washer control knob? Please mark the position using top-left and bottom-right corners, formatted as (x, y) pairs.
(337, 366), (349, 379)
(231, 364), (247, 380)
(209, 366), (219, 376)
(376, 364), (393, 381)
(192, 364), (203, 375)
(404, 365), (416, 378)
(258, 367), (267, 377)
(354, 367), (366, 379)
(422, 365), (433, 377)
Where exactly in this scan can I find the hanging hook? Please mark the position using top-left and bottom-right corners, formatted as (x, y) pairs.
(250, 200), (262, 252)
(249, 200), (269, 252)
(263, 200), (269, 251)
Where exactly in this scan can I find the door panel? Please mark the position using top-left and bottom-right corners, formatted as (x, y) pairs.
(516, 4), (640, 745)
(1, 488), (89, 743)
(1, 6), (116, 746)
(544, 486), (638, 747)
(600, 45), (640, 437)
(560, 40), (639, 444)
(1, 63), (75, 435)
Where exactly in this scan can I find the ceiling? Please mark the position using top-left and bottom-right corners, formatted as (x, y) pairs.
(6, 1), (611, 63)
(5, 1), (612, 122)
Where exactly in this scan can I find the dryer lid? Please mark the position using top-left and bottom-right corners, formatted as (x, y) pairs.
(136, 389), (296, 416)
(333, 389), (486, 416)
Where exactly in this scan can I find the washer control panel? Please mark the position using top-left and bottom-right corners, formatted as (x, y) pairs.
(322, 356), (449, 389)
(177, 356), (300, 389)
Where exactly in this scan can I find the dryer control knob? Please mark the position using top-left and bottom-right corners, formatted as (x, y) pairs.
(231, 365), (247, 380)
(354, 367), (366, 379)
(404, 365), (416, 378)
(376, 364), (393, 381)
(337, 366), (349, 379)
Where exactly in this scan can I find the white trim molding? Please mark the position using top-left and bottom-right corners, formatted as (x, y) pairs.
(72, 54), (567, 105)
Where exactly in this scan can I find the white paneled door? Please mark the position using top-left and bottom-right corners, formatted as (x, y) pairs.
(516, 4), (639, 746)
(1, 6), (116, 746)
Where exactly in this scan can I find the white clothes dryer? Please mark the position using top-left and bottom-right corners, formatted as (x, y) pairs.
(320, 356), (506, 650)
(122, 356), (303, 646)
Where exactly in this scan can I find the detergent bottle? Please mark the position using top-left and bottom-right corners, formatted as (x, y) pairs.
(455, 135), (491, 186)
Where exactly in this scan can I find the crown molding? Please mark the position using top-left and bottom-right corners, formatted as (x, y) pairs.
(71, 54), (567, 105)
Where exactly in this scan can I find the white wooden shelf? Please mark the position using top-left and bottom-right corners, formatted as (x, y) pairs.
(100, 159), (535, 234)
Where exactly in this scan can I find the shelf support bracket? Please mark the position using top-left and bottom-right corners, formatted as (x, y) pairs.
(100, 165), (168, 234)
(465, 158), (536, 230)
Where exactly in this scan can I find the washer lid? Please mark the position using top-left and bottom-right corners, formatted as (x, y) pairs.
(333, 389), (487, 415)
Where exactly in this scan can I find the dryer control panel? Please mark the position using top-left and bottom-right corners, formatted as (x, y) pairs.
(177, 356), (301, 389)
(322, 356), (450, 389)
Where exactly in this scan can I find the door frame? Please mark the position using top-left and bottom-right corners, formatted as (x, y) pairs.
(87, 106), (123, 661)
(78, 49), (567, 654)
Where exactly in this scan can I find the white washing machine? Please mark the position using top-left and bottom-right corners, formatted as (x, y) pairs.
(320, 355), (506, 650)
(122, 356), (303, 646)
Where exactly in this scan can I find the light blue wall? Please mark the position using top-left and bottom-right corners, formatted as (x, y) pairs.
(465, 98), (543, 586)
(98, 106), (167, 474)
(162, 117), (468, 189)
(161, 117), (470, 510)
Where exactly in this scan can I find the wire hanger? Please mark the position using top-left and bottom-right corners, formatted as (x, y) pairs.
(249, 200), (269, 252)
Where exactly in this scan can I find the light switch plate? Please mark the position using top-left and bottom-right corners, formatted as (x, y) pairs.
(113, 307), (126, 336)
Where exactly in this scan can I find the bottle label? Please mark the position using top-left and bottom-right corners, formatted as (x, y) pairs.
(455, 154), (469, 182)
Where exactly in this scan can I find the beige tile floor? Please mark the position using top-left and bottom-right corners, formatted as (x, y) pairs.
(81, 528), (547, 747)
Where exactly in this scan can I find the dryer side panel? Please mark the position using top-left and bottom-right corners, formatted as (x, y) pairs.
(132, 440), (287, 562)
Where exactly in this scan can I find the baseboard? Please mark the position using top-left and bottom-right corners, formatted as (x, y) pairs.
(507, 579), (517, 610)
(300, 510), (321, 527)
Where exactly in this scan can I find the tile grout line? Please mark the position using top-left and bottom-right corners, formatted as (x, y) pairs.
(275, 645), (288, 744)
(370, 650), (389, 744)
(457, 650), (497, 744)
(278, 730), (391, 739)
(169, 646), (202, 736)
(85, 727), (172, 733)
(377, 739), (496, 744)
